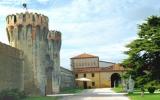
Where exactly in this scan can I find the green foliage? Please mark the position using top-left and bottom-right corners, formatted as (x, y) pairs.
(112, 84), (123, 93)
(122, 16), (160, 86)
(144, 80), (160, 89)
(135, 74), (151, 88)
(140, 86), (145, 92)
(0, 89), (27, 100)
(148, 86), (156, 93)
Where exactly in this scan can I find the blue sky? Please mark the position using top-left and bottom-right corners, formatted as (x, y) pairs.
(0, 0), (160, 69)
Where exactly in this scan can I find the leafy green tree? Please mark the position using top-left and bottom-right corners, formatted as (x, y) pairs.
(122, 16), (160, 86)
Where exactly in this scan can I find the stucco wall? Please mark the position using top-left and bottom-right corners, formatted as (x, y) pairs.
(76, 72), (100, 88)
(0, 42), (23, 92)
(99, 71), (124, 87)
(75, 71), (124, 88)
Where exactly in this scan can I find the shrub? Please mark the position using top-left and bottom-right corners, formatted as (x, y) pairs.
(0, 89), (27, 100)
(140, 86), (145, 92)
(148, 86), (156, 93)
(154, 82), (160, 89)
(135, 75), (149, 88)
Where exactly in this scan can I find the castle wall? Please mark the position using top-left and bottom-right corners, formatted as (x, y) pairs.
(0, 42), (23, 92)
(60, 67), (75, 89)
(47, 30), (61, 93)
(6, 12), (49, 96)
(6, 12), (62, 95)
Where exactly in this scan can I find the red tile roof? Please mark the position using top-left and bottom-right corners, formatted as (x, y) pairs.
(71, 53), (98, 59)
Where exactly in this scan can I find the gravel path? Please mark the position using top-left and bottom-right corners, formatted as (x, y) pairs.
(58, 88), (129, 100)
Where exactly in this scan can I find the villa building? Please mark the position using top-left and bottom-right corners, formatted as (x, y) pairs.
(71, 53), (125, 88)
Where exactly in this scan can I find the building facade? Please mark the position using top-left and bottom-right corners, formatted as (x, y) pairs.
(71, 53), (125, 88)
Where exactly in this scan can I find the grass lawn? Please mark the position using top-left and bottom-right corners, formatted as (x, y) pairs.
(112, 85), (124, 93)
(112, 86), (144, 93)
(60, 87), (83, 94)
(112, 87), (123, 93)
(128, 93), (160, 100)
(23, 96), (59, 100)
(113, 86), (160, 100)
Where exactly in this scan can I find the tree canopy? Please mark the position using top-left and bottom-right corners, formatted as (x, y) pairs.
(122, 16), (160, 86)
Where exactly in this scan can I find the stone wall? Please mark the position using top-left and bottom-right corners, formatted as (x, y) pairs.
(47, 31), (61, 93)
(60, 67), (75, 89)
(0, 42), (23, 92)
(6, 12), (62, 95)
(6, 12), (49, 95)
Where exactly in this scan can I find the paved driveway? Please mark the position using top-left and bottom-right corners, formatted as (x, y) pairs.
(59, 88), (129, 100)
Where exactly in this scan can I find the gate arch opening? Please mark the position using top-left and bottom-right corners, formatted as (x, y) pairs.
(111, 73), (121, 88)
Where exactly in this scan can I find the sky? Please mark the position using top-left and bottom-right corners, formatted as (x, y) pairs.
(0, 0), (160, 69)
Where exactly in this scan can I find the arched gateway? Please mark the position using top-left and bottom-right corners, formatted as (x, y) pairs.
(111, 73), (121, 88)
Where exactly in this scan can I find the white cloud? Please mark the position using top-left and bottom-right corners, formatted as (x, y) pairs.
(36, 0), (49, 4)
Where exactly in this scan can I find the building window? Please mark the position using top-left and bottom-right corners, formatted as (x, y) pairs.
(84, 74), (86, 77)
(87, 62), (89, 66)
(92, 73), (94, 77)
(92, 82), (95, 86)
(75, 74), (78, 78)
(76, 63), (78, 66)
(82, 63), (84, 67)
(79, 63), (81, 67)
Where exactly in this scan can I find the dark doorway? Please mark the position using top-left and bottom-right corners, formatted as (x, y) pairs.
(83, 81), (87, 89)
(46, 79), (52, 94)
(111, 73), (121, 88)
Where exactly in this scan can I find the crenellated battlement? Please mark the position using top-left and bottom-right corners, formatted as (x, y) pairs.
(6, 12), (48, 27)
(48, 30), (61, 41)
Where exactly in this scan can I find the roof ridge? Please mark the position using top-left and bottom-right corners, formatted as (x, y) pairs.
(71, 53), (98, 59)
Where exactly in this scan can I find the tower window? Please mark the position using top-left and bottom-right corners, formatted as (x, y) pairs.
(92, 73), (94, 77)
(23, 14), (26, 22)
(92, 82), (95, 86)
(84, 74), (86, 77)
(32, 15), (35, 21)
(75, 74), (78, 78)
(14, 15), (17, 23)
